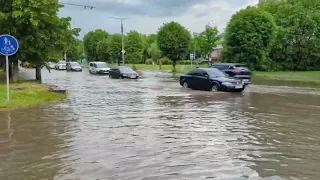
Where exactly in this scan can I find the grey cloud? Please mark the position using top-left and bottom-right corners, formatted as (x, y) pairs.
(61, 0), (218, 17)
(194, 11), (210, 18)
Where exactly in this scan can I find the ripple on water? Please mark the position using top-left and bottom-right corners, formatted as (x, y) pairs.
(1, 69), (320, 180)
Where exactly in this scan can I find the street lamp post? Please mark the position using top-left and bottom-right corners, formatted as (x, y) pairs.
(109, 16), (129, 65)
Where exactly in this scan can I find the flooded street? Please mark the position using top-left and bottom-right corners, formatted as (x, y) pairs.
(1, 68), (320, 180)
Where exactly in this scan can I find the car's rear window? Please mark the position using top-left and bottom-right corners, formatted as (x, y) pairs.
(234, 65), (250, 70)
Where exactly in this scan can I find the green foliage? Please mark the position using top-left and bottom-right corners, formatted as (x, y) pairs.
(132, 64), (137, 71)
(67, 39), (83, 61)
(198, 25), (221, 56)
(145, 59), (154, 65)
(147, 42), (162, 61)
(0, 0), (81, 69)
(188, 33), (202, 59)
(126, 30), (145, 64)
(83, 29), (108, 62)
(146, 34), (158, 45)
(179, 60), (192, 65)
(222, 6), (277, 70)
(96, 38), (109, 62)
(107, 34), (122, 64)
(157, 21), (191, 69)
(156, 57), (172, 65)
(259, 0), (320, 70)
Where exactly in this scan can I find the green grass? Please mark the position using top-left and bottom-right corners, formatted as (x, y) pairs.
(125, 64), (320, 87)
(253, 71), (320, 87)
(0, 71), (67, 109)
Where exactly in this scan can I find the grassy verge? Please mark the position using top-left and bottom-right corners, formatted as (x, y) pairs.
(253, 71), (320, 87)
(79, 62), (88, 68)
(0, 71), (67, 109)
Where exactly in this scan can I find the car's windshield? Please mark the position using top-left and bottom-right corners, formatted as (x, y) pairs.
(96, 63), (108, 68)
(70, 62), (80, 66)
(58, 61), (66, 64)
(119, 67), (134, 73)
(207, 69), (228, 77)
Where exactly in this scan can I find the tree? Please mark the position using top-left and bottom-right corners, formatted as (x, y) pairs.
(67, 39), (83, 61)
(83, 29), (108, 62)
(157, 21), (191, 70)
(146, 34), (158, 45)
(96, 39), (110, 63)
(188, 33), (203, 60)
(0, 0), (80, 81)
(222, 6), (277, 70)
(197, 25), (221, 63)
(147, 42), (162, 61)
(126, 30), (145, 64)
(259, 0), (320, 70)
(107, 34), (122, 65)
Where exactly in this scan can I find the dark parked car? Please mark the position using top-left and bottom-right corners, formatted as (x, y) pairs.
(109, 66), (139, 79)
(66, 62), (82, 72)
(180, 68), (245, 92)
(210, 63), (252, 84)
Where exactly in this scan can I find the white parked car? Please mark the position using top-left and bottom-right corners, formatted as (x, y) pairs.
(89, 62), (110, 75)
(55, 61), (66, 70)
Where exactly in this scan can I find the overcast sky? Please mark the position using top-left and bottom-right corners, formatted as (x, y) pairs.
(58, 0), (259, 39)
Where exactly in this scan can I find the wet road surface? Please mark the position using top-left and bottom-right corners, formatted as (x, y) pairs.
(1, 68), (320, 180)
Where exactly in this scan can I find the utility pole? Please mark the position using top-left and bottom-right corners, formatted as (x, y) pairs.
(193, 33), (198, 66)
(109, 16), (129, 65)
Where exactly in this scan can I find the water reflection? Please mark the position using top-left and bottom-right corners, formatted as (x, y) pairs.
(0, 105), (74, 179)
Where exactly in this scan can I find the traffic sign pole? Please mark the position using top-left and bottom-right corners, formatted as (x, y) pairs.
(6, 55), (9, 103)
(0, 34), (19, 105)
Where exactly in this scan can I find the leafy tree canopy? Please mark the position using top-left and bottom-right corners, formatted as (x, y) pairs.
(83, 29), (108, 62)
(222, 6), (277, 70)
(157, 21), (191, 69)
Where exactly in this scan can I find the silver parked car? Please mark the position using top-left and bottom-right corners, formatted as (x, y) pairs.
(55, 61), (66, 70)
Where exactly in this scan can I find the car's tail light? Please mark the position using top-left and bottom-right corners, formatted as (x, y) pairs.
(232, 69), (241, 74)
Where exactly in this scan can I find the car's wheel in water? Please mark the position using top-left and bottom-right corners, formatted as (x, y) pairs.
(210, 83), (219, 92)
(182, 81), (188, 88)
(109, 74), (112, 78)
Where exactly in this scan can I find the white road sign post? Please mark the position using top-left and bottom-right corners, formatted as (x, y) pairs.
(0, 35), (20, 104)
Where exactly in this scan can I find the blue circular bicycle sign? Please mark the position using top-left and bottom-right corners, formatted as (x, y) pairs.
(0, 34), (19, 56)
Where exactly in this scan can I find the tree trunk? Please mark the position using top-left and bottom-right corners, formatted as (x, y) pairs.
(36, 65), (42, 82)
(12, 57), (19, 82)
(0, 55), (5, 70)
(9, 61), (13, 81)
(172, 60), (176, 71)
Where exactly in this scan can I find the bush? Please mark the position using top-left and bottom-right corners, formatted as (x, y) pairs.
(179, 60), (192, 64)
(132, 64), (137, 71)
(156, 57), (172, 65)
(145, 59), (154, 65)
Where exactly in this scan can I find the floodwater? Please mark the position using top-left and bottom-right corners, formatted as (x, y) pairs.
(1, 68), (320, 180)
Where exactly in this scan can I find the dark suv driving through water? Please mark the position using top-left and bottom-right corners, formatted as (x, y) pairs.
(210, 63), (252, 84)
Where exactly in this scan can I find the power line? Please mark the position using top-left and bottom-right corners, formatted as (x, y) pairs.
(59, 2), (95, 9)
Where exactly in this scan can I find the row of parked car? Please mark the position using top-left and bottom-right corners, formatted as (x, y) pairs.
(51, 61), (140, 79)
(48, 60), (252, 93)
